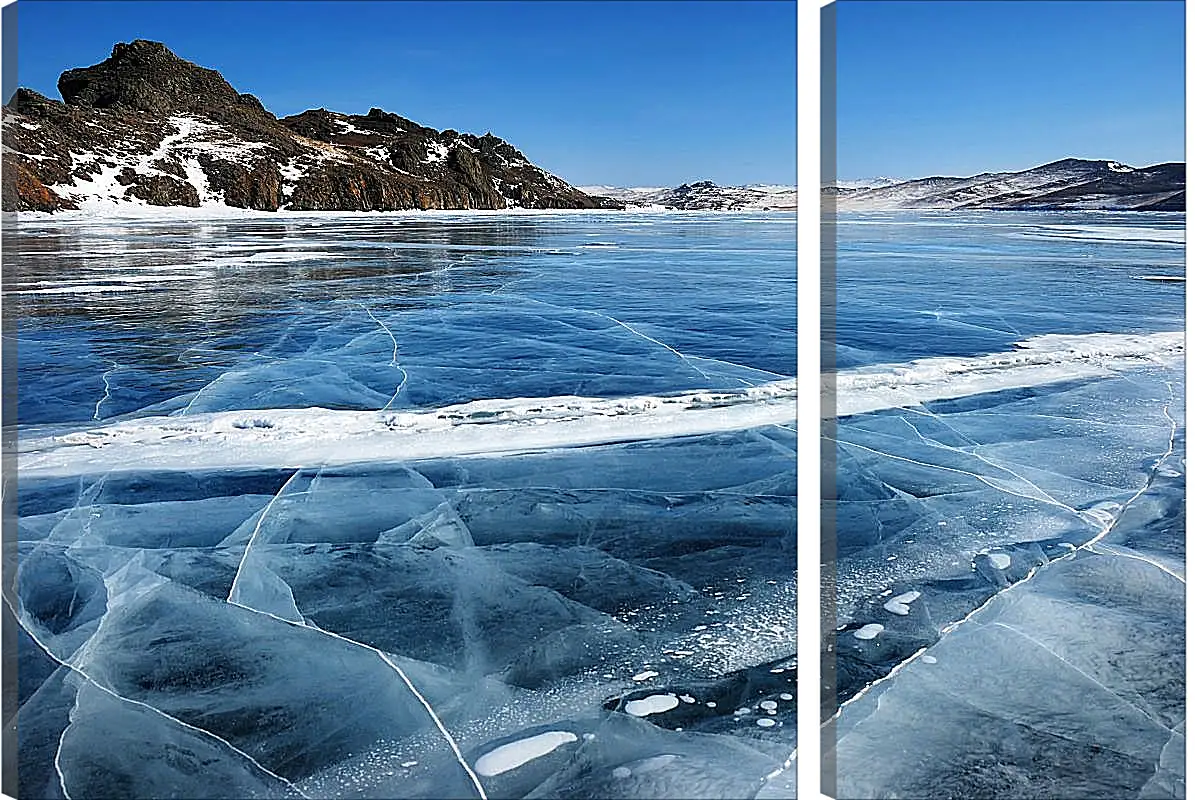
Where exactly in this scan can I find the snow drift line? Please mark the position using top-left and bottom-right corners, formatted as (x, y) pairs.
(832, 331), (1183, 417)
(18, 380), (796, 477)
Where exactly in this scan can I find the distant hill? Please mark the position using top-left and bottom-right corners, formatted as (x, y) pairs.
(825, 158), (1183, 211)
(579, 181), (796, 211)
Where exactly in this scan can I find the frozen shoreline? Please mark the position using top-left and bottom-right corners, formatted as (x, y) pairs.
(4, 204), (797, 225)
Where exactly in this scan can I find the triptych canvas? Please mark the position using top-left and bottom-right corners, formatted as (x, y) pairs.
(0, 2), (1185, 798)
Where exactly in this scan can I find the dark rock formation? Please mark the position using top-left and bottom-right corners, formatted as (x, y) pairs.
(4, 40), (624, 213)
(57, 40), (268, 124)
(119, 171), (200, 207)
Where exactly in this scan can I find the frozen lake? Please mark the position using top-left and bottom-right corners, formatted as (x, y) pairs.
(829, 212), (1185, 799)
(8, 211), (796, 799)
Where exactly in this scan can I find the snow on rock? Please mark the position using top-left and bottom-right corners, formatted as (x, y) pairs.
(422, 140), (449, 164)
(3, 41), (621, 212)
(833, 158), (1182, 211)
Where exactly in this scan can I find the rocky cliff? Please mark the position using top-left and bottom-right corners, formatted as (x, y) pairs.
(2, 40), (623, 213)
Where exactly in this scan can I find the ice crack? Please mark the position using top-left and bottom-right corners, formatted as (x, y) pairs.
(897, 412), (1098, 524)
(227, 469), (303, 603)
(4, 594), (307, 798)
(54, 695), (77, 800)
(359, 303), (409, 411)
(597, 314), (716, 381)
(93, 361), (120, 421)
(517, 296), (724, 383)
(991, 621), (1176, 733)
(360, 303), (399, 367)
(1080, 380), (1178, 554)
(834, 436), (1093, 523)
(227, 601), (489, 799)
(1088, 542), (1185, 584)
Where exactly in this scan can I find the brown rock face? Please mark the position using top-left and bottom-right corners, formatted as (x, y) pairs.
(288, 165), (409, 212)
(3, 40), (624, 213)
(123, 174), (201, 207)
(2, 162), (75, 212)
(196, 157), (282, 211)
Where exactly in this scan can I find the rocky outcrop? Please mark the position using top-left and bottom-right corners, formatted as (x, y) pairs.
(57, 40), (270, 125)
(830, 159), (1185, 211)
(2, 161), (73, 211)
(117, 169), (200, 207)
(3, 40), (623, 213)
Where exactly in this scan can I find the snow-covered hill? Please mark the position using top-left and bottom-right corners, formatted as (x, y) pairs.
(828, 159), (1183, 211)
(579, 181), (796, 211)
(831, 177), (903, 191)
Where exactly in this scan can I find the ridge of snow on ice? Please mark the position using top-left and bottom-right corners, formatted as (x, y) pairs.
(832, 331), (1183, 417)
(20, 380), (797, 476)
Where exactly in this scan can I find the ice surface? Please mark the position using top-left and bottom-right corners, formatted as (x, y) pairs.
(10, 212), (795, 799)
(830, 212), (1185, 799)
(834, 482), (1185, 798)
(11, 213), (794, 427)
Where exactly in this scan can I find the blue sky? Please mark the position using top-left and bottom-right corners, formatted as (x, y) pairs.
(834, 0), (1184, 180)
(15, 0), (796, 187)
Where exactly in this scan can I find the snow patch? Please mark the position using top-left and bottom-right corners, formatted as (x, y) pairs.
(473, 731), (578, 777)
(853, 623), (884, 640)
(883, 590), (921, 616)
(423, 140), (449, 164)
(986, 552), (1012, 570)
(625, 694), (679, 717)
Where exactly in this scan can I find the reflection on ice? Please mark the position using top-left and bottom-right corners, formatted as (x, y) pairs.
(10, 213), (795, 426)
(11, 207), (796, 800)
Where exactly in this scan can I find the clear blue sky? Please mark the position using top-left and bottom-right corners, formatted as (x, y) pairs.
(834, 0), (1184, 180)
(14, 0), (796, 187)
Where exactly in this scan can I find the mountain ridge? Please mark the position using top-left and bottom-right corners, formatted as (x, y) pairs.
(2, 40), (625, 213)
(579, 181), (796, 211)
(827, 158), (1184, 211)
